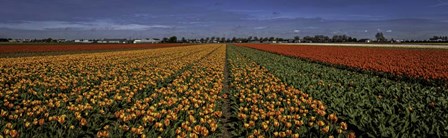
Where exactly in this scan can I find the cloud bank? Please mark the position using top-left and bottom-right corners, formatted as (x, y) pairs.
(0, 21), (172, 31)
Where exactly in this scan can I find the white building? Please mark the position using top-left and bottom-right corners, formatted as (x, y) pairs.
(97, 39), (127, 43)
(133, 38), (161, 44)
(74, 40), (93, 43)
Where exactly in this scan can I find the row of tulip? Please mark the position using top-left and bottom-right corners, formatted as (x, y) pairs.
(0, 44), (222, 137)
(227, 45), (355, 137)
(111, 44), (226, 137)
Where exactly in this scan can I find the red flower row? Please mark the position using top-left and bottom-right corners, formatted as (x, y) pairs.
(0, 44), (187, 53)
(237, 44), (448, 81)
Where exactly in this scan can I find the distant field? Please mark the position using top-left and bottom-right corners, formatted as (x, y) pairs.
(281, 43), (448, 49)
(0, 43), (189, 53)
(0, 43), (193, 58)
(0, 42), (79, 45)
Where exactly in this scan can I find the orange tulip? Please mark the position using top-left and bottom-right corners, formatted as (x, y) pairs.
(340, 122), (348, 130)
(38, 119), (45, 126)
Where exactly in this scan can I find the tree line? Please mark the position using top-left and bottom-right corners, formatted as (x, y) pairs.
(2, 33), (448, 44)
(159, 34), (361, 43)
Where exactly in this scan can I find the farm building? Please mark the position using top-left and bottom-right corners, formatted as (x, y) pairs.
(74, 39), (94, 43)
(358, 39), (371, 43)
(97, 39), (127, 44)
(133, 38), (161, 43)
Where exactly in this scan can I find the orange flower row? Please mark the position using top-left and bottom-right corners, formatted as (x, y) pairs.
(238, 43), (448, 81)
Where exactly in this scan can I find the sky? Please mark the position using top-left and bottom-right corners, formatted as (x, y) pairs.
(0, 0), (448, 40)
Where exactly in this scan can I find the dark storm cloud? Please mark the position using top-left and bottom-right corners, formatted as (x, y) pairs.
(0, 0), (447, 39)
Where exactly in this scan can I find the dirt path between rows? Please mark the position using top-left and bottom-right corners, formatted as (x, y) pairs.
(220, 45), (232, 138)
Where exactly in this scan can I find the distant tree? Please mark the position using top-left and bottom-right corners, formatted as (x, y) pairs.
(44, 38), (52, 43)
(294, 36), (300, 40)
(430, 36), (438, 41)
(231, 37), (236, 43)
(302, 36), (314, 43)
(162, 37), (169, 43)
(430, 36), (448, 41)
(375, 32), (386, 42)
(254, 37), (259, 41)
(181, 37), (187, 43)
(0, 38), (9, 42)
(332, 35), (352, 42)
(241, 37), (248, 43)
(293, 36), (300, 43)
(220, 37), (226, 43)
(168, 36), (177, 43)
(313, 35), (330, 43)
(262, 37), (269, 42)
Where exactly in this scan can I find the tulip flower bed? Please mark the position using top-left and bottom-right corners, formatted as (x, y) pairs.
(237, 43), (448, 82)
(230, 45), (448, 137)
(2, 43), (447, 138)
(227, 46), (355, 137)
(0, 43), (187, 53)
(0, 44), (225, 137)
(112, 45), (226, 137)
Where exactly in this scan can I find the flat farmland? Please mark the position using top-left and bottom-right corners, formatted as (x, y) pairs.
(0, 43), (190, 58)
(1, 44), (447, 137)
(281, 43), (448, 49)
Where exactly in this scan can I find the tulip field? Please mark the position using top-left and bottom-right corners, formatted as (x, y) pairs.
(237, 43), (448, 83)
(0, 43), (186, 53)
(0, 44), (226, 137)
(0, 44), (190, 58)
(1, 43), (448, 137)
(230, 44), (448, 137)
